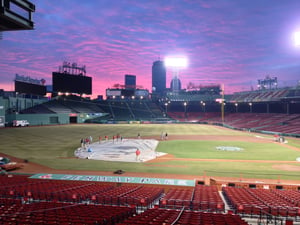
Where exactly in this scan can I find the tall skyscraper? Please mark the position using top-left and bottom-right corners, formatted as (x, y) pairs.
(152, 60), (166, 96)
(125, 74), (136, 89)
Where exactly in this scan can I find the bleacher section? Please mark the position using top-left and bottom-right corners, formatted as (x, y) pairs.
(229, 88), (291, 103)
(102, 100), (165, 121)
(128, 101), (154, 120)
(60, 99), (105, 113)
(18, 96), (168, 122)
(166, 91), (221, 102)
(42, 99), (75, 113)
(20, 104), (55, 114)
(109, 101), (133, 120)
(19, 94), (106, 115)
(147, 101), (165, 118)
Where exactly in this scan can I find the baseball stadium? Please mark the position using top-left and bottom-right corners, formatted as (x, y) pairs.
(1, 2), (300, 225)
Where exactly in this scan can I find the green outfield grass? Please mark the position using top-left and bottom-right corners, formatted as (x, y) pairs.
(1, 124), (300, 180)
(157, 140), (299, 160)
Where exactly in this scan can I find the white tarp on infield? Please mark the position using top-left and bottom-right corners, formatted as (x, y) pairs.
(75, 139), (165, 162)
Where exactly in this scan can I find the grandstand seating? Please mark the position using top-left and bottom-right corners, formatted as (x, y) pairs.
(21, 97), (168, 122)
(192, 185), (225, 212)
(98, 101), (114, 116)
(229, 88), (290, 103)
(222, 186), (300, 217)
(159, 186), (225, 212)
(109, 101), (134, 120)
(173, 211), (249, 225)
(128, 101), (155, 120)
(257, 114), (300, 135)
(20, 97), (106, 114)
(16, 89), (300, 136)
(60, 99), (105, 113)
(20, 104), (55, 114)
(167, 92), (221, 102)
(0, 199), (135, 225)
(0, 176), (163, 208)
(1, 175), (299, 224)
(167, 112), (186, 122)
(160, 188), (193, 209)
(102, 100), (165, 121)
(120, 208), (249, 225)
(148, 101), (165, 118)
(168, 112), (300, 135)
(42, 99), (74, 113)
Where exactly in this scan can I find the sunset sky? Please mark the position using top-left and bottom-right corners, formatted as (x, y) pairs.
(1, 0), (300, 98)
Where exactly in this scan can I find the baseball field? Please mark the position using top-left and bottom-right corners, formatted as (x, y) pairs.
(1, 123), (300, 182)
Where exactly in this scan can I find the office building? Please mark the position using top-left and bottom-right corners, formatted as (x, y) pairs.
(152, 60), (166, 96)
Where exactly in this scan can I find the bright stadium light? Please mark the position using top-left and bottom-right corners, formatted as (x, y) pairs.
(165, 57), (188, 68)
(294, 31), (300, 46)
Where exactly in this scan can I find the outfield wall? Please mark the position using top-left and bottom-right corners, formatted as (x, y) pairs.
(5, 113), (70, 126)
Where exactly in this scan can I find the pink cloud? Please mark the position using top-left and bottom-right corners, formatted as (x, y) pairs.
(1, 1), (300, 98)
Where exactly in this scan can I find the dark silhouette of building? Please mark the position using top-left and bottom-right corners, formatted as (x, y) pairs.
(170, 76), (182, 92)
(125, 74), (136, 89)
(0, 0), (35, 31)
(152, 60), (166, 96)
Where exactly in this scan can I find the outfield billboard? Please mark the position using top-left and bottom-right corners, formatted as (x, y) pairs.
(15, 80), (46, 96)
(52, 72), (92, 95)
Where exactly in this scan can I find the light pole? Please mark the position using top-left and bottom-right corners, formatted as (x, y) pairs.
(165, 56), (188, 93)
(165, 102), (168, 114)
(249, 102), (252, 113)
(201, 101), (206, 112)
(235, 103), (238, 113)
(294, 31), (300, 46)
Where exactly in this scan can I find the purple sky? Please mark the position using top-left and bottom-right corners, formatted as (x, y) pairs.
(1, 0), (300, 98)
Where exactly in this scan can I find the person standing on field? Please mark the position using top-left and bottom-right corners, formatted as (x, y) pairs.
(80, 138), (84, 148)
(135, 148), (141, 161)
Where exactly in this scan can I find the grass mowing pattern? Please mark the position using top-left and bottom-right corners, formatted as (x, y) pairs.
(157, 140), (300, 160)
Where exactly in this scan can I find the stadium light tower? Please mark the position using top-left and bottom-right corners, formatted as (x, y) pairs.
(165, 57), (188, 68)
(165, 56), (188, 93)
(164, 102), (168, 114)
(235, 103), (238, 113)
(294, 31), (300, 46)
(183, 101), (187, 117)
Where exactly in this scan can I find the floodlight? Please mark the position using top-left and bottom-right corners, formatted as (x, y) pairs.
(165, 57), (188, 68)
(294, 31), (300, 46)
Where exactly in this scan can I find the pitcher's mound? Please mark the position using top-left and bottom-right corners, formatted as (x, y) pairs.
(75, 139), (166, 163)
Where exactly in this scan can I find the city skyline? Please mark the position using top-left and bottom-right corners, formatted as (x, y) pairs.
(1, 0), (300, 98)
